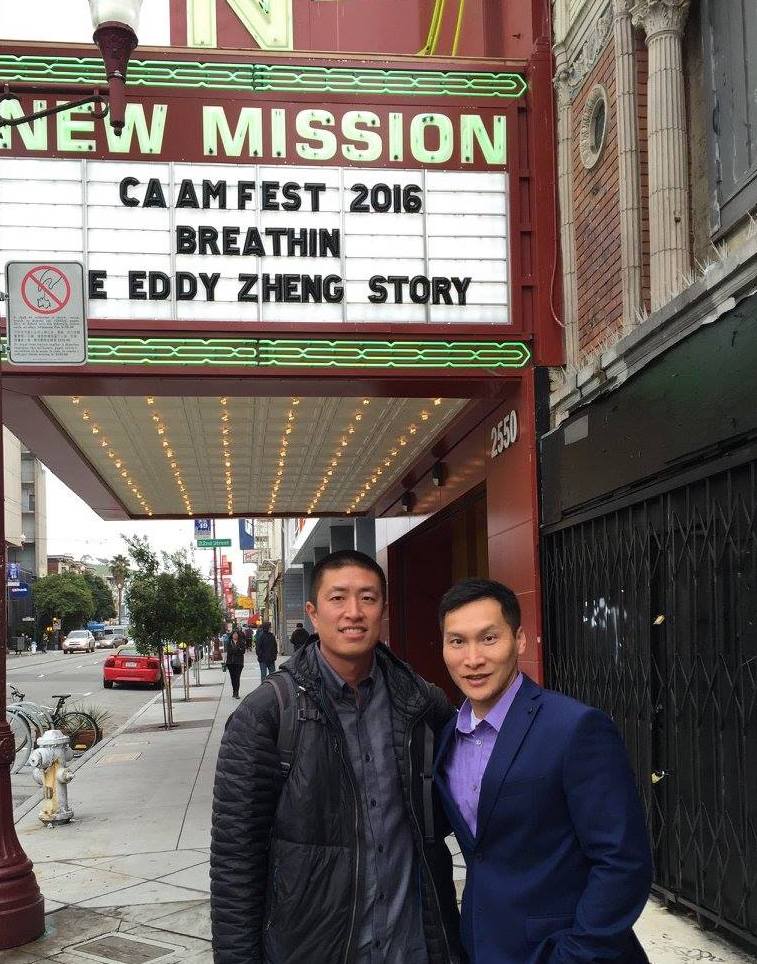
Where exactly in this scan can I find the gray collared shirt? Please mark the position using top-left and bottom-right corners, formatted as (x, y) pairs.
(315, 646), (428, 964)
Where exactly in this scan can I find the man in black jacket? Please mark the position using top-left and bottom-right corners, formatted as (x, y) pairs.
(288, 622), (310, 650)
(211, 549), (462, 964)
(254, 621), (278, 680)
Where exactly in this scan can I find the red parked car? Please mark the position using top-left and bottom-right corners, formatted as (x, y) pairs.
(103, 645), (162, 689)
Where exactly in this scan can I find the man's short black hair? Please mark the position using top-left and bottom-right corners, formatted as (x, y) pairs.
(296, 622), (303, 628)
(438, 578), (521, 633)
(309, 549), (387, 604)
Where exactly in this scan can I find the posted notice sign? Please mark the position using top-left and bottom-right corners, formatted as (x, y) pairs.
(5, 261), (86, 365)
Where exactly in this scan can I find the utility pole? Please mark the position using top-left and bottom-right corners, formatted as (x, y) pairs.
(212, 518), (219, 601)
(211, 518), (222, 661)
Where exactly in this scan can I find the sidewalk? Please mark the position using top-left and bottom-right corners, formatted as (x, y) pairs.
(5, 650), (71, 672)
(9, 660), (755, 964)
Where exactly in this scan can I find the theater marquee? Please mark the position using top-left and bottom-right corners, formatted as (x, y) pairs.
(0, 50), (531, 336)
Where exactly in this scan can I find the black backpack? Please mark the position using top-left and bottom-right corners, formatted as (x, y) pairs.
(265, 671), (437, 842)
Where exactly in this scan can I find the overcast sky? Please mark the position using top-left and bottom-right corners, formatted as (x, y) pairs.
(45, 468), (256, 595)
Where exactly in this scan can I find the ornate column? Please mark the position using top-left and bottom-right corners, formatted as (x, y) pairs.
(553, 43), (580, 365)
(631, 0), (691, 309)
(613, 0), (644, 329)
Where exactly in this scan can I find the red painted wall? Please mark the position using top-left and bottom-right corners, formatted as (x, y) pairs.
(485, 375), (542, 683)
(385, 371), (543, 697)
(170, 0), (538, 60)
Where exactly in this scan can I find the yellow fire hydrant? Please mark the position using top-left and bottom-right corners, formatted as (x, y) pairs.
(28, 729), (75, 825)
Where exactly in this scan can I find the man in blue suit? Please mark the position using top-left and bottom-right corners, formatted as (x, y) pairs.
(434, 579), (652, 963)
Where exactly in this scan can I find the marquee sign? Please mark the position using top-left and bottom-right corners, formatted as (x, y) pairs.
(1, 100), (508, 169)
(0, 48), (532, 344)
(3, 153), (510, 327)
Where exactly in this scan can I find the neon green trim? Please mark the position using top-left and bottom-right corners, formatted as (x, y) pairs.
(56, 337), (531, 369)
(255, 339), (530, 369)
(1, 336), (531, 368)
(0, 55), (527, 99)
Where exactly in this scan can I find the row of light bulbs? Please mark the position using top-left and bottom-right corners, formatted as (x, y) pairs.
(219, 397), (235, 516)
(347, 398), (442, 513)
(307, 398), (372, 515)
(70, 396), (153, 515)
(71, 394), (445, 518)
(268, 398), (301, 515)
(145, 396), (193, 516)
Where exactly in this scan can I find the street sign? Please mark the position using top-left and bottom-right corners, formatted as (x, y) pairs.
(5, 260), (86, 365)
(196, 538), (232, 548)
(9, 583), (30, 599)
(194, 518), (212, 534)
(7, 562), (20, 587)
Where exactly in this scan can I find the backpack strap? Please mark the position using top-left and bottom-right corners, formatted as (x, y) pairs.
(266, 673), (299, 775)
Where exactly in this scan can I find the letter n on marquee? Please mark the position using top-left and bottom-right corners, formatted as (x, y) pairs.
(185, 0), (293, 50)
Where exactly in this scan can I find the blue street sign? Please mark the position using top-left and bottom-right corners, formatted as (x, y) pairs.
(7, 562), (20, 581)
(239, 518), (255, 550)
(9, 583), (30, 599)
(194, 518), (212, 534)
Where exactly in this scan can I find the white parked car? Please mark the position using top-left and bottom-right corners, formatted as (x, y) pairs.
(62, 629), (96, 653)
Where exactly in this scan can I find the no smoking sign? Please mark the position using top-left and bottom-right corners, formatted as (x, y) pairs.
(5, 260), (86, 365)
(21, 265), (72, 315)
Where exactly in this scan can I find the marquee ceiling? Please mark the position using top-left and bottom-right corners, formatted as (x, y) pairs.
(42, 393), (468, 518)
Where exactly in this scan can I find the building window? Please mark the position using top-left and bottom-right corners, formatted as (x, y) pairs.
(703, 0), (757, 236)
(580, 85), (609, 170)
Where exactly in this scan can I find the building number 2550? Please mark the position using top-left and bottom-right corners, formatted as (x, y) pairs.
(490, 410), (518, 458)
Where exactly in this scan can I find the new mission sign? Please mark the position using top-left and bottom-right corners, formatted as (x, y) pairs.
(0, 51), (526, 330)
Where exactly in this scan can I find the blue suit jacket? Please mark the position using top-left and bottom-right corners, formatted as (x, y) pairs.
(434, 676), (653, 964)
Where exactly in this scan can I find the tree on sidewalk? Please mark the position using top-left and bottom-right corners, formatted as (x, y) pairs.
(123, 537), (223, 656)
(173, 558), (225, 651)
(83, 572), (117, 622)
(32, 572), (95, 635)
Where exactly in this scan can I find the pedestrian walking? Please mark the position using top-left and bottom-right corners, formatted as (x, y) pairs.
(289, 621), (309, 650)
(434, 578), (652, 964)
(224, 629), (245, 699)
(254, 621), (277, 680)
(211, 549), (462, 964)
(242, 625), (253, 652)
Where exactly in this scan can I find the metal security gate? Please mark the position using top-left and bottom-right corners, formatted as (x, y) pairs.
(542, 455), (757, 948)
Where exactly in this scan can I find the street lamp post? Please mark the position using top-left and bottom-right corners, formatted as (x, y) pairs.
(0, 0), (143, 135)
(0, 2), (142, 948)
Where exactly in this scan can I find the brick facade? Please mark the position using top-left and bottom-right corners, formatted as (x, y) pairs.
(572, 40), (623, 358)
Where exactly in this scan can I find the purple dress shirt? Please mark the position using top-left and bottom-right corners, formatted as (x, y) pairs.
(441, 673), (523, 837)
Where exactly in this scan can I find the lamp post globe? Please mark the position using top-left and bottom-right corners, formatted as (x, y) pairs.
(89, 0), (143, 134)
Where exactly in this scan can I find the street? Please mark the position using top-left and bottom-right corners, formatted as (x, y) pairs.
(8, 651), (160, 810)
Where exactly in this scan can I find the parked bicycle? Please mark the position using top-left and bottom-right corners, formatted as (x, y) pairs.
(6, 685), (102, 773)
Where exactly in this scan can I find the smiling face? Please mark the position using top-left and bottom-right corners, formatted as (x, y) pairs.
(442, 596), (527, 717)
(305, 564), (385, 669)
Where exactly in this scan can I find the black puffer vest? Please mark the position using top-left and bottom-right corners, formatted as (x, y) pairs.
(210, 642), (463, 964)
